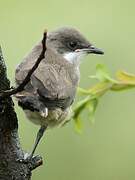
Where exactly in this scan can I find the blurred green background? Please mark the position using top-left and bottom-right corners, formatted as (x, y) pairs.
(1, 0), (135, 179)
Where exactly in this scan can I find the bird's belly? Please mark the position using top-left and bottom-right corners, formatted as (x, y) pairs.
(24, 107), (72, 128)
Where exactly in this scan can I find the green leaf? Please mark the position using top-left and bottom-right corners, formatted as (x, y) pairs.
(78, 82), (112, 97)
(73, 96), (91, 119)
(87, 82), (112, 97)
(111, 84), (135, 91)
(77, 87), (91, 95)
(91, 64), (117, 83)
(87, 99), (98, 124)
(74, 117), (83, 134)
(116, 71), (135, 85)
(74, 64), (135, 132)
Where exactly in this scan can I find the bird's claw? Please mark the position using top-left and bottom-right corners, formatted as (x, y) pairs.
(16, 153), (33, 164)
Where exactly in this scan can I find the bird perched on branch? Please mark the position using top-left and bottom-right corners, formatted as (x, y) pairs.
(15, 27), (104, 161)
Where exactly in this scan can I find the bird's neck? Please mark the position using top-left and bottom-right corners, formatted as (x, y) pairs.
(63, 51), (86, 66)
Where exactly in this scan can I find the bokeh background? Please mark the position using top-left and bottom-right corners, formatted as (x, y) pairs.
(1, 0), (135, 179)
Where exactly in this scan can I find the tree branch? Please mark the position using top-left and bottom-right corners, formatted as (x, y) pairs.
(0, 31), (47, 179)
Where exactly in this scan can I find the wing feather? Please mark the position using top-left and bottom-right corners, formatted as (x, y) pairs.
(15, 43), (78, 110)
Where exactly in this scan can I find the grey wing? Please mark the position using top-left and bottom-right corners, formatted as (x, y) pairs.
(15, 42), (42, 92)
(15, 45), (75, 110)
(32, 62), (75, 109)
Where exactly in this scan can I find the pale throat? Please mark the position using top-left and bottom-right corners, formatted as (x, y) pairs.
(63, 51), (87, 65)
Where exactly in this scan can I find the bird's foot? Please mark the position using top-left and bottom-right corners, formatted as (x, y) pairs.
(17, 153), (43, 170)
(17, 152), (33, 164)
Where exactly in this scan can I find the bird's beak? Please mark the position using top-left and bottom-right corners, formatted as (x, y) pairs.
(87, 45), (104, 55)
(76, 46), (104, 55)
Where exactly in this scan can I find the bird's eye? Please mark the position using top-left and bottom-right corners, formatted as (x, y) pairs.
(68, 41), (78, 50)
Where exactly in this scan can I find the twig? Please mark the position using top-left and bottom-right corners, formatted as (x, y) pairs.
(0, 30), (47, 100)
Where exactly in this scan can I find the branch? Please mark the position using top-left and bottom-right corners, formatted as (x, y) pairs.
(0, 31), (47, 179)
(0, 30), (47, 100)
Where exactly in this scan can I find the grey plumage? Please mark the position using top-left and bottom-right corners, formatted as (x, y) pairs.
(15, 37), (79, 127)
(15, 27), (103, 160)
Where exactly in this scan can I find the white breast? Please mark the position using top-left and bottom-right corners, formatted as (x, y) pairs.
(64, 51), (86, 64)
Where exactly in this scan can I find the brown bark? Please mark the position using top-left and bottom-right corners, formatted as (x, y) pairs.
(0, 47), (42, 180)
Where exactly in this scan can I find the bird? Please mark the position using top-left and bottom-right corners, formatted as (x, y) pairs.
(15, 27), (104, 161)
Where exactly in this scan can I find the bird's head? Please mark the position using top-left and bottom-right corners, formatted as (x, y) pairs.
(47, 27), (104, 65)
